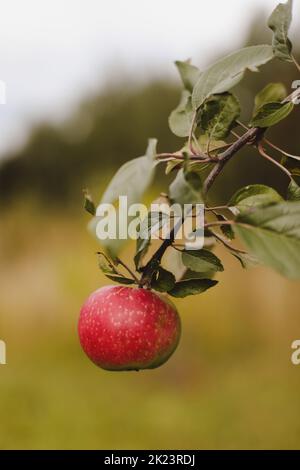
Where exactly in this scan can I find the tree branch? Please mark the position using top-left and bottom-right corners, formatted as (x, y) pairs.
(141, 87), (300, 286)
(203, 86), (300, 194)
(203, 126), (265, 194)
(139, 215), (184, 288)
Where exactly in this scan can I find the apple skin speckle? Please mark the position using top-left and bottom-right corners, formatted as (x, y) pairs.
(78, 286), (181, 371)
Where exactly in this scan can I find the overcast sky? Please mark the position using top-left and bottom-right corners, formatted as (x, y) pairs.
(0, 0), (298, 157)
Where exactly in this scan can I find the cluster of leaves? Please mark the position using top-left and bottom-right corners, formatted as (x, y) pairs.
(84, 0), (300, 298)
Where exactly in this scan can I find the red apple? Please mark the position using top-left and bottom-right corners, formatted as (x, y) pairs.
(78, 285), (181, 371)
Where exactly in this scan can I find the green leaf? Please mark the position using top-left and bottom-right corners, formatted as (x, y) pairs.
(268, 0), (293, 61)
(151, 267), (176, 293)
(169, 169), (203, 205)
(197, 135), (228, 153)
(182, 268), (216, 280)
(83, 189), (96, 216)
(229, 184), (283, 211)
(175, 60), (201, 92)
(235, 201), (300, 280)
(250, 101), (293, 128)
(197, 93), (240, 141)
(192, 45), (274, 109)
(163, 247), (187, 281)
(97, 253), (135, 285)
(215, 214), (235, 239)
(230, 251), (259, 269)
(100, 139), (157, 205)
(93, 139), (157, 256)
(168, 90), (194, 137)
(211, 234), (258, 268)
(168, 278), (218, 298)
(253, 83), (287, 114)
(163, 246), (217, 282)
(182, 249), (224, 273)
(287, 179), (300, 201)
(98, 252), (118, 274)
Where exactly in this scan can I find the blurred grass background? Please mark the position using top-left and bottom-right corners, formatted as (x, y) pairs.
(0, 22), (300, 449)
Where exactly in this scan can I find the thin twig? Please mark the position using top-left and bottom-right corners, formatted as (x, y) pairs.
(155, 153), (182, 160)
(204, 220), (235, 228)
(206, 135), (212, 157)
(292, 55), (300, 74)
(188, 112), (208, 159)
(156, 153), (212, 163)
(210, 230), (247, 254)
(264, 138), (300, 161)
(230, 130), (242, 139)
(97, 251), (128, 279)
(205, 205), (230, 211)
(257, 142), (292, 180)
(115, 257), (140, 283)
(188, 111), (197, 155)
(96, 251), (121, 272)
(236, 119), (249, 130)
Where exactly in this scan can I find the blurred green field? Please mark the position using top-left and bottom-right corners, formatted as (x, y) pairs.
(1, 201), (300, 449)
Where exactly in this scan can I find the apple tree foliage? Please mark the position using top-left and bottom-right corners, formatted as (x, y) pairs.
(84, 0), (300, 298)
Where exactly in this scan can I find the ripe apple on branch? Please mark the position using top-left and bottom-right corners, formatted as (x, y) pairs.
(79, 0), (300, 371)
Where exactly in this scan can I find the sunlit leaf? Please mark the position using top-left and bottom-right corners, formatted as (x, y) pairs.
(229, 184), (283, 210)
(287, 179), (300, 201)
(197, 135), (228, 153)
(250, 101), (293, 128)
(235, 201), (300, 279)
(230, 251), (259, 269)
(192, 45), (274, 109)
(168, 90), (194, 137)
(175, 60), (201, 92)
(100, 139), (157, 206)
(268, 0), (293, 61)
(163, 247), (187, 281)
(169, 169), (203, 205)
(253, 82), (287, 114)
(92, 139), (157, 256)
